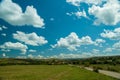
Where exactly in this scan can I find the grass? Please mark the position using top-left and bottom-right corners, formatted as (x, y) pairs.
(90, 64), (120, 73)
(0, 65), (118, 80)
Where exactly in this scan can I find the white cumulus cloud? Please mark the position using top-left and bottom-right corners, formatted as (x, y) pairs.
(89, 0), (120, 25)
(67, 10), (88, 19)
(0, 25), (7, 31)
(104, 48), (113, 53)
(95, 39), (105, 46)
(28, 54), (44, 59)
(0, 42), (28, 54)
(52, 32), (103, 51)
(51, 53), (82, 59)
(28, 49), (36, 53)
(2, 25), (7, 29)
(113, 41), (120, 49)
(50, 52), (96, 59)
(52, 32), (81, 51)
(66, 0), (103, 6)
(101, 27), (120, 40)
(13, 31), (48, 46)
(0, 0), (44, 28)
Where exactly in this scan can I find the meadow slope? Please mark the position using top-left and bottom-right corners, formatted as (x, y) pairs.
(0, 65), (118, 80)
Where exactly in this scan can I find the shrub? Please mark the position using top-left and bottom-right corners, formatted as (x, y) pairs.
(93, 66), (99, 73)
(107, 66), (118, 72)
(84, 62), (90, 67)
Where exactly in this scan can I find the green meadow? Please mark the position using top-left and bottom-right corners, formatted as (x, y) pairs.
(0, 65), (118, 80)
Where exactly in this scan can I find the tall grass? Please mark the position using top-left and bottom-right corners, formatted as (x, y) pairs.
(91, 64), (120, 73)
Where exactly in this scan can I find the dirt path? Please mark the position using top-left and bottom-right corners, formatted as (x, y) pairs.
(99, 70), (120, 79)
(69, 65), (120, 79)
(84, 67), (120, 79)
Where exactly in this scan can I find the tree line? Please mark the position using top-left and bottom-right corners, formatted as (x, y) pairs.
(0, 56), (120, 66)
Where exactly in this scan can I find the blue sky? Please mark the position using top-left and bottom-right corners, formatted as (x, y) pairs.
(0, 0), (120, 59)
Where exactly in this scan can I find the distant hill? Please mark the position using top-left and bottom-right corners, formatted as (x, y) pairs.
(0, 56), (120, 66)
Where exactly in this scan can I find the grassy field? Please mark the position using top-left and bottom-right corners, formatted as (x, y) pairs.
(0, 65), (118, 80)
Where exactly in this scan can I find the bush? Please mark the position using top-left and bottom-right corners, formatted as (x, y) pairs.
(93, 66), (99, 73)
(84, 62), (90, 67)
(107, 66), (118, 72)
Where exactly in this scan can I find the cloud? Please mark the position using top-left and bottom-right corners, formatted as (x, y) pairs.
(0, 0), (44, 28)
(89, 0), (120, 25)
(50, 18), (54, 21)
(104, 48), (113, 53)
(49, 52), (95, 59)
(95, 39), (105, 43)
(1, 33), (6, 36)
(0, 27), (2, 31)
(0, 42), (28, 54)
(28, 54), (44, 59)
(2, 53), (6, 57)
(1, 49), (10, 52)
(13, 31), (48, 46)
(66, 0), (103, 6)
(0, 25), (7, 31)
(103, 41), (120, 53)
(2, 25), (7, 29)
(75, 10), (88, 18)
(92, 49), (100, 54)
(37, 55), (44, 59)
(28, 49), (36, 53)
(66, 10), (88, 19)
(52, 32), (81, 51)
(113, 41), (120, 49)
(80, 36), (95, 45)
(101, 27), (120, 40)
(52, 32), (103, 51)
(95, 39), (105, 46)
(51, 53), (82, 59)
(28, 54), (34, 58)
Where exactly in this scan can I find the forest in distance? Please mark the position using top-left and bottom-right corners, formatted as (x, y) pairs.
(0, 56), (120, 65)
